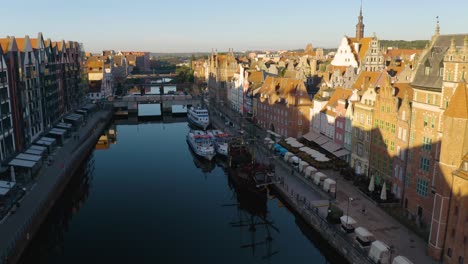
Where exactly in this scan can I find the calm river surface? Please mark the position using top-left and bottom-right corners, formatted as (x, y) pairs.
(19, 120), (345, 264)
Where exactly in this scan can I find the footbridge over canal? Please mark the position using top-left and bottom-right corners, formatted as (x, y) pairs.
(107, 94), (201, 116)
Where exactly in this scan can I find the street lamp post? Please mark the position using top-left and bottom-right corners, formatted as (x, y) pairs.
(346, 197), (353, 227)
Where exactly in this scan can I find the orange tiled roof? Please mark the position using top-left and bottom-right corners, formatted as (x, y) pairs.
(358, 37), (372, 62)
(444, 82), (468, 119)
(258, 76), (311, 105)
(248, 71), (264, 83)
(393, 82), (413, 101)
(0, 39), (10, 53)
(352, 71), (383, 90)
(321, 88), (353, 116)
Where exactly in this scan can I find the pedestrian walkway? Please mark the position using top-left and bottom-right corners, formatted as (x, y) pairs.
(0, 109), (111, 263)
(211, 103), (436, 264)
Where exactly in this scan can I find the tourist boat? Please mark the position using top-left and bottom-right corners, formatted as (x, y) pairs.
(187, 107), (210, 130)
(186, 130), (215, 160)
(207, 130), (230, 157)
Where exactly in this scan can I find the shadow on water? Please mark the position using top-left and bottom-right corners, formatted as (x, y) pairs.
(18, 153), (95, 264)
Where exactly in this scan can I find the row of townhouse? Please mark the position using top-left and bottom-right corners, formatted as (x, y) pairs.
(0, 33), (86, 166)
(309, 25), (468, 263)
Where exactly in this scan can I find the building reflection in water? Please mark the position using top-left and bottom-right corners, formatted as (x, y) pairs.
(18, 153), (95, 264)
(95, 124), (117, 150)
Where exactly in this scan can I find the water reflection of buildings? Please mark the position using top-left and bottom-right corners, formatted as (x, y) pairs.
(95, 124), (117, 150)
(226, 170), (280, 261)
(19, 154), (94, 263)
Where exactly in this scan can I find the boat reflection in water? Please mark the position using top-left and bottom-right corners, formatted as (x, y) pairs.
(225, 168), (280, 261)
(187, 143), (215, 174)
(18, 153), (94, 264)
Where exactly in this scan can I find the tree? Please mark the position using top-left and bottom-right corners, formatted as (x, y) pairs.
(175, 65), (194, 83)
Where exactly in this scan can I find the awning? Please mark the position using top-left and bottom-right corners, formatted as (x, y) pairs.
(25, 149), (43, 156)
(0, 188), (9, 195)
(8, 158), (36, 168)
(0, 180), (16, 189)
(41, 137), (56, 142)
(303, 131), (321, 141)
(321, 141), (341, 153)
(30, 145), (47, 151)
(340, 215), (357, 226)
(332, 149), (351, 157)
(15, 153), (42, 162)
(314, 135), (329, 145)
(36, 140), (54, 146)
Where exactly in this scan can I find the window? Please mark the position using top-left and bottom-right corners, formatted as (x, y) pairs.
(447, 248), (452, 257)
(367, 115), (371, 125)
(431, 117), (435, 128)
(365, 131), (370, 142)
(398, 127), (402, 139)
(423, 137), (432, 151)
(420, 157), (430, 172)
(403, 129), (407, 142)
(390, 141), (395, 151)
(298, 119), (302, 125)
(427, 94), (432, 104)
(425, 66), (431, 76)
(459, 256), (464, 264)
(416, 178), (429, 197)
(391, 124), (396, 133)
(424, 116), (428, 127)
(402, 111), (406, 121)
(357, 143), (363, 156)
(387, 106), (390, 113)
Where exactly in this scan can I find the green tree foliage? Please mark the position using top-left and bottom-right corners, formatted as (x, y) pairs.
(380, 40), (429, 50)
(175, 65), (194, 83)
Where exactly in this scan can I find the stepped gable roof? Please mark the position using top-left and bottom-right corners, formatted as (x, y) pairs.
(321, 88), (353, 117)
(412, 34), (468, 90)
(444, 82), (468, 119)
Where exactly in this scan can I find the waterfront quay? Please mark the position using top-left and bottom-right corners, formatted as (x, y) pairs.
(0, 108), (112, 264)
(210, 102), (436, 264)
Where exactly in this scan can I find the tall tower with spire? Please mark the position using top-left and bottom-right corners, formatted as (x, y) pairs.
(356, 0), (365, 40)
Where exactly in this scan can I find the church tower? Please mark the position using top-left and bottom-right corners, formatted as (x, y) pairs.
(356, 1), (365, 40)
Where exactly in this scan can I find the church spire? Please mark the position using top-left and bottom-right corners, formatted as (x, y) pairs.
(356, 0), (365, 40)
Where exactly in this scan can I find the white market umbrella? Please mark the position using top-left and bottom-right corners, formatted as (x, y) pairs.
(10, 166), (16, 182)
(380, 182), (387, 201)
(368, 174), (375, 192)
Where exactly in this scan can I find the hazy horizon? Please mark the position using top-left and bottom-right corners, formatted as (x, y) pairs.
(3, 0), (467, 53)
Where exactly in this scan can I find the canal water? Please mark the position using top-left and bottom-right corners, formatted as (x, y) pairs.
(19, 121), (345, 264)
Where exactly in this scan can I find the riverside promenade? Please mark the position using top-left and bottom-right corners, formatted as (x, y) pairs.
(211, 102), (436, 264)
(0, 108), (112, 264)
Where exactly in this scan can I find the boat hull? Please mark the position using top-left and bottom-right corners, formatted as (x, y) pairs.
(186, 137), (215, 161)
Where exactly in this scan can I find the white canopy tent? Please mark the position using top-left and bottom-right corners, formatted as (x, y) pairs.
(304, 166), (317, 178)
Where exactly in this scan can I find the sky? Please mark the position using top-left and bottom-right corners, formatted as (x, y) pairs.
(3, 0), (468, 53)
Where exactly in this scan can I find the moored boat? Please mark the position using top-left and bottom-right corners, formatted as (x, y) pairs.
(187, 107), (210, 130)
(186, 130), (215, 160)
(207, 129), (230, 157)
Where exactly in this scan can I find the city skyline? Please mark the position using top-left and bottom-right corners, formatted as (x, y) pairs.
(2, 0), (468, 52)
